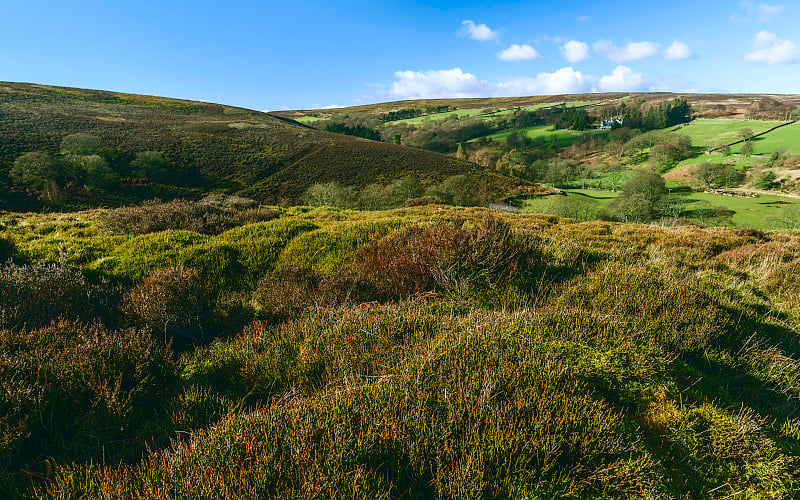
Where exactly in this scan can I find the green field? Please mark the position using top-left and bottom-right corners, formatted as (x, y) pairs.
(382, 99), (609, 128)
(675, 119), (784, 149)
(730, 121), (800, 155)
(468, 125), (600, 147)
(295, 115), (326, 124)
(521, 188), (799, 229)
(381, 108), (486, 126)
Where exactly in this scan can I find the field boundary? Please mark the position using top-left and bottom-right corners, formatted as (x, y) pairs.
(709, 120), (796, 152)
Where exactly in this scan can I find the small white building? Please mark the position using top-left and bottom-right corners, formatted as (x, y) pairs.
(599, 118), (624, 130)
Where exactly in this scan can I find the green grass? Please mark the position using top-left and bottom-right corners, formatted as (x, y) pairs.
(675, 119), (784, 149)
(295, 115), (325, 124)
(468, 125), (602, 146)
(521, 188), (799, 229)
(730, 122), (800, 156)
(384, 100), (610, 129)
(684, 192), (796, 227)
(382, 108), (486, 126)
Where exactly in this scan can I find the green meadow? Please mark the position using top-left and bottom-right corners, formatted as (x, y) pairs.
(675, 118), (785, 148)
(730, 121), (800, 155)
(521, 188), (799, 229)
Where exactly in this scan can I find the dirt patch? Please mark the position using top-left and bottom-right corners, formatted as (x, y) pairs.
(664, 164), (697, 183)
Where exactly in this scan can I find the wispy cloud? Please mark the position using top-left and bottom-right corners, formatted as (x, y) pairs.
(458, 20), (498, 41)
(497, 44), (540, 61)
(732, 1), (784, 23)
(745, 31), (800, 64)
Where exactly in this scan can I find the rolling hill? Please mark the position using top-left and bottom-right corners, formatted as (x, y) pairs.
(272, 92), (800, 122)
(0, 82), (530, 209)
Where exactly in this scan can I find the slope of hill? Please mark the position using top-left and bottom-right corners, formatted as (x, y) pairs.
(0, 82), (528, 209)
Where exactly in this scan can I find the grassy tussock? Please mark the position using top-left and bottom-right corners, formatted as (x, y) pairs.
(2, 206), (800, 496)
(0, 322), (176, 486)
(100, 198), (280, 235)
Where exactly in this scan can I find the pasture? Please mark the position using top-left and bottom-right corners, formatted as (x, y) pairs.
(675, 118), (784, 148)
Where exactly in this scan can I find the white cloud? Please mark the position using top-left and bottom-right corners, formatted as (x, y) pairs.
(388, 65), (662, 99)
(733, 1), (784, 23)
(497, 44), (540, 61)
(390, 68), (489, 99)
(560, 40), (589, 63)
(663, 41), (695, 60)
(321, 104), (344, 109)
(458, 20), (498, 41)
(745, 31), (800, 64)
(389, 67), (590, 98)
(593, 40), (659, 63)
(495, 67), (591, 95)
(596, 66), (647, 92)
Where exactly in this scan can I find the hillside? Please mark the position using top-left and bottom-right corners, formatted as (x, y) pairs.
(4, 203), (800, 497)
(0, 82), (528, 209)
(275, 92), (800, 229)
(272, 92), (800, 122)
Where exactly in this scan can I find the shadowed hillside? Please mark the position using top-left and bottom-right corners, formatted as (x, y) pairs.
(0, 82), (529, 209)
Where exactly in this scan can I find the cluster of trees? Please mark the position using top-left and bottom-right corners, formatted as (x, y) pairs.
(301, 175), (490, 210)
(695, 162), (746, 189)
(601, 99), (692, 132)
(602, 171), (668, 223)
(9, 133), (172, 203)
(324, 123), (381, 141)
(381, 105), (452, 123)
(554, 108), (591, 131)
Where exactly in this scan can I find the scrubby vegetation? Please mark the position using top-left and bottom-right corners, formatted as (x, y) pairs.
(3, 202), (800, 497)
(5, 85), (800, 497)
(100, 196), (279, 235)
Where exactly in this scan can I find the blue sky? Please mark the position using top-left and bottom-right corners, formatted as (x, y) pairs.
(2, 0), (798, 110)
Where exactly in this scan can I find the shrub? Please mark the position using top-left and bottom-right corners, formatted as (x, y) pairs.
(120, 265), (211, 346)
(0, 238), (14, 262)
(252, 263), (318, 320)
(0, 262), (120, 329)
(81, 154), (118, 189)
(101, 198), (279, 235)
(354, 215), (541, 298)
(426, 174), (483, 206)
(50, 307), (661, 498)
(552, 265), (733, 350)
(60, 133), (104, 155)
(129, 150), (169, 180)
(9, 151), (59, 190)
(602, 171), (667, 223)
(301, 182), (357, 209)
(404, 195), (443, 207)
(0, 321), (176, 479)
